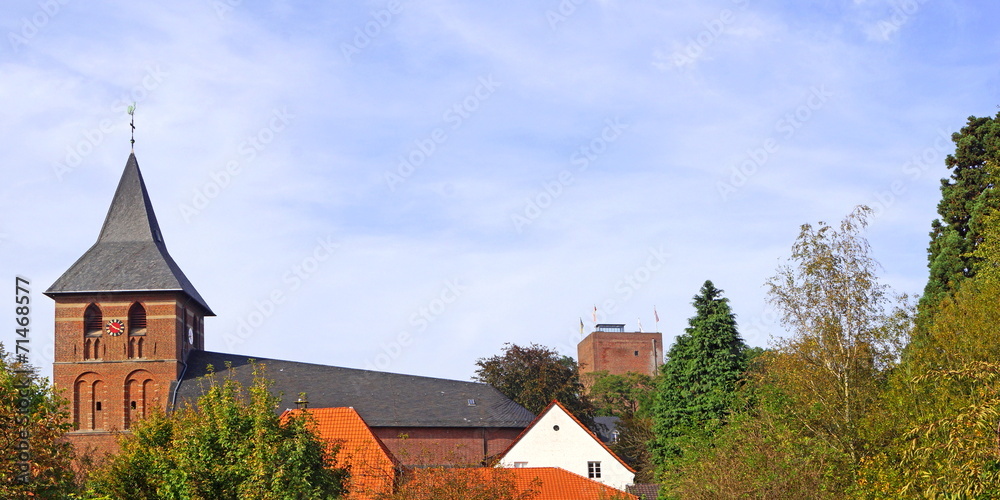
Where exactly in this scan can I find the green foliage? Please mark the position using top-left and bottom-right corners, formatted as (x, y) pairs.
(668, 381), (851, 500)
(586, 371), (655, 419)
(920, 112), (1000, 316)
(663, 208), (913, 499)
(474, 343), (594, 422)
(862, 277), (1000, 498)
(764, 206), (911, 465)
(0, 345), (77, 498)
(88, 363), (348, 499)
(586, 371), (658, 482)
(609, 415), (656, 484)
(651, 280), (748, 472)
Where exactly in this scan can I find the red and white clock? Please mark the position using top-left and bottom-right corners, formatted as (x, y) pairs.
(106, 319), (125, 336)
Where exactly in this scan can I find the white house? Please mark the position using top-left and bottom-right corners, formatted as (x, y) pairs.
(497, 400), (636, 491)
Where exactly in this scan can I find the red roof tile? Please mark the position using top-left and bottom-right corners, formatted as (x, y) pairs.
(405, 467), (637, 500)
(284, 407), (398, 500)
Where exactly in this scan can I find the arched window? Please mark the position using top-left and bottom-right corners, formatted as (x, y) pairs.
(137, 337), (144, 358)
(84, 304), (102, 336)
(91, 380), (104, 430)
(83, 339), (92, 360)
(124, 370), (154, 430)
(73, 373), (104, 431)
(93, 338), (101, 360)
(128, 303), (147, 336)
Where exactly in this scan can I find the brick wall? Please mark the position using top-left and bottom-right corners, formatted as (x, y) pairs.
(371, 426), (522, 467)
(52, 291), (208, 456)
(578, 331), (663, 379)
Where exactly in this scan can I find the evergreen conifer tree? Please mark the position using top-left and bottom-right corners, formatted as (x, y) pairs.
(921, 112), (1000, 316)
(650, 280), (748, 469)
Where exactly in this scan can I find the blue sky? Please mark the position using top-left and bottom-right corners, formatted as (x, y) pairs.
(1, 0), (998, 382)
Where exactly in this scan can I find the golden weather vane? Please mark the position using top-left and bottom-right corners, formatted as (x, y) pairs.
(127, 102), (136, 151)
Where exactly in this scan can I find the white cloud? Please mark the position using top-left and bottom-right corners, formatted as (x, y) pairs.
(1, 0), (997, 381)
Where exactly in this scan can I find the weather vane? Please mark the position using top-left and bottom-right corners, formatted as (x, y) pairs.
(127, 102), (136, 151)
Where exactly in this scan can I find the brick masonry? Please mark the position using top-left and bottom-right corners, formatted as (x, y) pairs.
(371, 426), (522, 467)
(577, 331), (663, 379)
(52, 291), (208, 458)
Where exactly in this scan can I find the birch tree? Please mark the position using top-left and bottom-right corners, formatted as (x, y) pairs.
(764, 205), (911, 462)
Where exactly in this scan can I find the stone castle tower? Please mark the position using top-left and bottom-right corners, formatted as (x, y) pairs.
(45, 153), (213, 455)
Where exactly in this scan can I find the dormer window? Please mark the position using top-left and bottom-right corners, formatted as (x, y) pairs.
(84, 304), (102, 336)
(128, 303), (147, 336)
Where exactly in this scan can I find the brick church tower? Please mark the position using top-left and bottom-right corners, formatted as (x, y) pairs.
(45, 153), (213, 456)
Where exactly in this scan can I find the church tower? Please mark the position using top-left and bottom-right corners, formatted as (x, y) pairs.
(45, 153), (213, 456)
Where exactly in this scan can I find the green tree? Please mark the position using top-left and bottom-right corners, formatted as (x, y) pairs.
(920, 112), (1000, 316)
(650, 280), (748, 471)
(0, 346), (77, 498)
(861, 271), (1000, 497)
(473, 343), (594, 421)
(585, 371), (657, 482)
(88, 363), (348, 499)
(764, 206), (910, 466)
(586, 371), (654, 419)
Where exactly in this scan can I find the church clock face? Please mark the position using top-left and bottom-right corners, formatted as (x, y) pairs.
(106, 319), (125, 336)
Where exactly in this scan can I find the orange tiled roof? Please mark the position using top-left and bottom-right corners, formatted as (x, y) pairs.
(284, 407), (399, 500)
(508, 467), (637, 500)
(404, 467), (636, 500)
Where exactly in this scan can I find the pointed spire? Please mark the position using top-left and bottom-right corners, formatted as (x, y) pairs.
(97, 153), (164, 243)
(46, 153), (213, 315)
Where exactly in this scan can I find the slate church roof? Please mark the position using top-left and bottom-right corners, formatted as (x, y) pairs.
(174, 350), (536, 428)
(45, 153), (213, 314)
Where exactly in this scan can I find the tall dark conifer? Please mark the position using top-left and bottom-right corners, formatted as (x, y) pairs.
(921, 112), (1000, 317)
(650, 280), (748, 469)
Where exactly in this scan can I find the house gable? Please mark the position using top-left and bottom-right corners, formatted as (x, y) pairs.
(499, 401), (635, 490)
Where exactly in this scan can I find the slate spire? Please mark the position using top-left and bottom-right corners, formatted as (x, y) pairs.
(46, 153), (213, 315)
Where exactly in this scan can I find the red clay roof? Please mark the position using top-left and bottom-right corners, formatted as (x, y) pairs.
(405, 467), (637, 500)
(510, 467), (637, 500)
(499, 400), (636, 474)
(283, 407), (398, 500)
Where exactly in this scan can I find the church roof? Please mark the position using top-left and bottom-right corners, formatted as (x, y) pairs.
(45, 153), (213, 314)
(174, 350), (536, 428)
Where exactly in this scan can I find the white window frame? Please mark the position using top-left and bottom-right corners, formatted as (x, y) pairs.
(588, 461), (601, 479)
